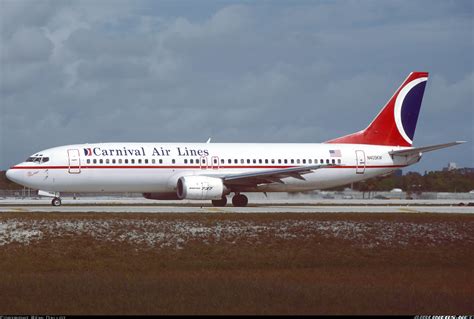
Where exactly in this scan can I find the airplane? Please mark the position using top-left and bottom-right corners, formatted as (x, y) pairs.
(6, 71), (465, 207)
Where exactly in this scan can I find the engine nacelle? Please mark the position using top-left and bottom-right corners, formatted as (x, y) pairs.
(143, 192), (180, 200)
(177, 176), (225, 200)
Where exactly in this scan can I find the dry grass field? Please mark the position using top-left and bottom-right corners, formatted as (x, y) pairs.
(0, 212), (473, 315)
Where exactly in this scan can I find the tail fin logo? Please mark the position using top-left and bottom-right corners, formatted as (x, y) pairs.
(394, 77), (428, 145)
(325, 71), (429, 147)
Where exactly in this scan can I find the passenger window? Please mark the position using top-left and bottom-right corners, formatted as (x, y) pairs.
(271, 159), (275, 164)
(247, 159), (250, 164)
(303, 159), (306, 164)
(99, 159), (103, 164)
(118, 159), (122, 164)
(172, 159), (176, 164)
(259, 159), (262, 164)
(228, 159), (232, 164)
(125, 159), (129, 164)
(308, 159), (312, 164)
(93, 159), (97, 164)
(131, 159), (135, 164)
(138, 159), (142, 164)
(338, 159), (341, 164)
(284, 159), (288, 164)
(159, 159), (163, 164)
(195, 159), (199, 164)
(87, 159), (90, 164)
(152, 159), (155, 164)
(184, 159), (188, 164)
(297, 159), (300, 164)
(320, 159), (324, 164)
(326, 159), (330, 164)
(112, 159), (116, 164)
(221, 159), (224, 164)
(332, 159), (336, 164)
(265, 159), (269, 164)
(278, 159), (281, 164)
(106, 159), (110, 164)
(190, 159), (194, 164)
(234, 159), (238, 164)
(214, 159), (218, 164)
(241, 159), (244, 164)
(291, 159), (294, 164)
(253, 159), (256, 164)
(145, 159), (148, 164)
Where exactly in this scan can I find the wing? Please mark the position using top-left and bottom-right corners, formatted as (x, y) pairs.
(221, 164), (332, 187)
(389, 141), (466, 157)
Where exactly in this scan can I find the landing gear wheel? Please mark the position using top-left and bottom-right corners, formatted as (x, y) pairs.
(232, 194), (248, 207)
(212, 196), (227, 207)
(51, 197), (62, 206)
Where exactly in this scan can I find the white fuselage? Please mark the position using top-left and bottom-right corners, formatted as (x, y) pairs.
(7, 142), (416, 193)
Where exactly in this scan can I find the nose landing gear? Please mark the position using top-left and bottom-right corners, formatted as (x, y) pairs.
(51, 197), (62, 206)
(38, 190), (62, 206)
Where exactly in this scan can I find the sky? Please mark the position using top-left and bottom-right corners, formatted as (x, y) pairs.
(0, 0), (473, 173)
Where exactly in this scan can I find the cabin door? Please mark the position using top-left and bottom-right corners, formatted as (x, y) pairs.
(67, 149), (81, 174)
(355, 150), (366, 174)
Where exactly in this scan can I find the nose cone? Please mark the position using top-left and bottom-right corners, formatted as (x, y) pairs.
(6, 168), (20, 184)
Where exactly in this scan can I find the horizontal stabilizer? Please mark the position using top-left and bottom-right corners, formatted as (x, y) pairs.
(389, 141), (466, 157)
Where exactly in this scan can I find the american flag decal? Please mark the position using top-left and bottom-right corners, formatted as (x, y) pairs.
(329, 149), (341, 157)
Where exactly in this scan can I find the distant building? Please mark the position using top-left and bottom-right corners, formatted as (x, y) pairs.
(443, 162), (457, 171)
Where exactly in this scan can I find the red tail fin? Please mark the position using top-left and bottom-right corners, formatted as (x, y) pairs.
(326, 72), (429, 146)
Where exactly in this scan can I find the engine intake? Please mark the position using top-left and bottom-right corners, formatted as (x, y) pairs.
(177, 176), (225, 200)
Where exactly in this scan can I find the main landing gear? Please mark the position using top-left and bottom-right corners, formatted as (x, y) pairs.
(211, 193), (249, 207)
(212, 196), (227, 207)
(232, 194), (248, 207)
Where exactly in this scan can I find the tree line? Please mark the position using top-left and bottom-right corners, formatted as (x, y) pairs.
(346, 168), (474, 193)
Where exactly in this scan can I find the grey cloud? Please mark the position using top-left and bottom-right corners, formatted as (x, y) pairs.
(3, 28), (54, 64)
(0, 0), (61, 36)
(66, 29), (155, 58)
(76, 58), (150, 81)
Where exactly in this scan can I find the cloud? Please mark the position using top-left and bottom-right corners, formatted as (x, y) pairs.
(3, 27), (53, 64)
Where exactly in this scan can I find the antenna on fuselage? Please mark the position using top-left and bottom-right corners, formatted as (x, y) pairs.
(206, 138), (212, 143)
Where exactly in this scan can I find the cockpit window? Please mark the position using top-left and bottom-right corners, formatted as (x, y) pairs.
(25, 156), (50, 163)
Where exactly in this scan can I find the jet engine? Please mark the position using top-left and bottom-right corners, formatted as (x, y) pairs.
(176, 176), (226, 200)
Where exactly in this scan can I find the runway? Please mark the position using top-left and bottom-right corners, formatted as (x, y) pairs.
(1, 198), (473, 213)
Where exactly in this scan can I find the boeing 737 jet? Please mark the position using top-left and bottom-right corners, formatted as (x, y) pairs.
(6, 72), (464, 206)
